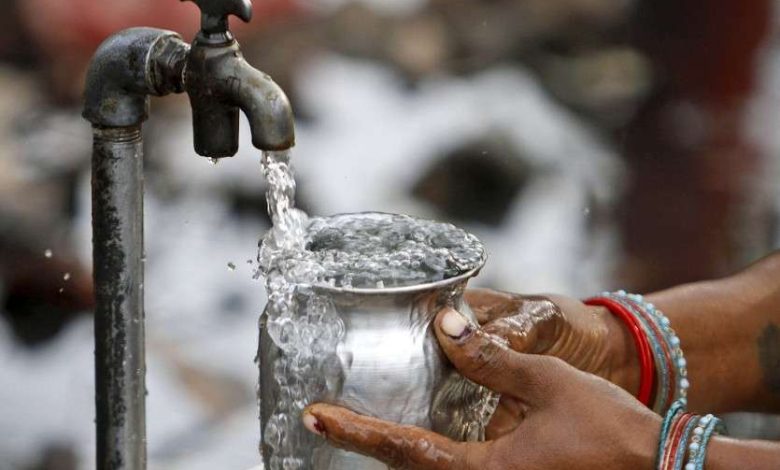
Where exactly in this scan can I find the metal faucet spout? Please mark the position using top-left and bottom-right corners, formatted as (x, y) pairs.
(229, 56), (296, 151)
(185, 40), (295, 157)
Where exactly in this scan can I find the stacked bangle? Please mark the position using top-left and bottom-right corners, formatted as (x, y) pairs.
(656, 400), (726, 470)
(587, 291), (688, 414)
(657, 399), (686, 461)
(585, 296), (655, 406)
(619, 292), (689, 411)
(589, 291), (724, 469)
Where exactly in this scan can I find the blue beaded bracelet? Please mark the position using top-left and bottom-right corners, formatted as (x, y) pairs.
(686, 414), (726, 470)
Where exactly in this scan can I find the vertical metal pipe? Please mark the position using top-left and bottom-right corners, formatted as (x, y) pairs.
(92, 126), (146, 470)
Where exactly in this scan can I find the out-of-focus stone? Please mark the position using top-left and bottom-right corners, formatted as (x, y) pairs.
(24, 444), (78, 470)
(538, 47), (653, 127)
(387, 13), (452, 79)
(413, 134), (532, 227)
(0, 217), (94, 346)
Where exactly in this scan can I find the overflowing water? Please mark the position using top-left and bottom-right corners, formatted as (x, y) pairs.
(256, 150), (487, 469)
(257, 150), (326, 470)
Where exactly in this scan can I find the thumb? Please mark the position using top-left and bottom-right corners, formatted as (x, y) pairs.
(434, 307), (556, 404)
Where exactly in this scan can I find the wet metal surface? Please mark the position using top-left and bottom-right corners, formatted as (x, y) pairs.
(83, 28), (187, 128)
(185, 38), (295, 157)
(260, 267), (492, 469)
(92, 127), (146, 470)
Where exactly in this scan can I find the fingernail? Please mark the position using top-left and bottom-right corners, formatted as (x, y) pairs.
(303, 412), (324, 436)
(441, 308), (472, 340)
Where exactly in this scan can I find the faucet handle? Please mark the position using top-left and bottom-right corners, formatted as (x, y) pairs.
(183, 0), (253, 37)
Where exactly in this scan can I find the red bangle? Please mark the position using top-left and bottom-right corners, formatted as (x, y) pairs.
(585, 297), (655, 407)
(622, 296), (676, 409)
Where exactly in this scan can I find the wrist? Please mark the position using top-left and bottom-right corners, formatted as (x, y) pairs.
(705, 435), (780, 470)
(600, 305), (642, 396)
(704, 436), (735, 470)
(624, 410), (662, 469)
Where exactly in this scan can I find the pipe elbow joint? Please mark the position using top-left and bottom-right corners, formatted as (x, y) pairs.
(83, 28), (188, 128)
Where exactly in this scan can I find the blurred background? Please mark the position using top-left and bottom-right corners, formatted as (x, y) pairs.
(0, 0), (779, 468)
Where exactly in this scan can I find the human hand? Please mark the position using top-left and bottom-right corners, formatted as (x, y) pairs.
(466, 289), (640, 438)
(467, 288), (640, 393)
(302, 308), (660, 469)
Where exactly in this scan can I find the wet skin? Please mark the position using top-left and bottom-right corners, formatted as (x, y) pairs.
(302, 251), (780, 469)
(305, 308), (661, 469)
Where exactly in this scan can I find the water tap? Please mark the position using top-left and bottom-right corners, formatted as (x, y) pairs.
(83, 0), (295, 157)
(184, 0), (295, 157)
(82, 1), (295, 467)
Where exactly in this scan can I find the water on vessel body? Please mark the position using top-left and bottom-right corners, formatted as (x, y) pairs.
(257, 150), (486, 469)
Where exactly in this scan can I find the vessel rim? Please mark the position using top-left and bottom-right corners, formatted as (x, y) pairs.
(305, 211), (487, 296)
(310, 262), (485, 296)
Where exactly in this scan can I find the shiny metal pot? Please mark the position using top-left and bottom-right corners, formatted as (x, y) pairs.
(259, 261), (491, 469)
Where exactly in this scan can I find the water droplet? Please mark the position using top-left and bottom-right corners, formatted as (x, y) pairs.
(209, 157), (219, 166)
(583, 207), (591, 216)
(44, 249), (53, 258)
(227, 262), (236, 271)
(63, 272), (71, 281)
(58, 287), (64, 294)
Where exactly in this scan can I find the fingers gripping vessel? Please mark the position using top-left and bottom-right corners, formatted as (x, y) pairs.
(82, 1), (294, 468)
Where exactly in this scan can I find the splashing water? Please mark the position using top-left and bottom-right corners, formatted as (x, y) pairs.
(256, 151), (487, 469)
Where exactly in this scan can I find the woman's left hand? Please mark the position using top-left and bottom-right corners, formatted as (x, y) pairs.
(464, 289), (640, 438)
(302, 307), (661, 470)
(465, 289), (632, 383)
